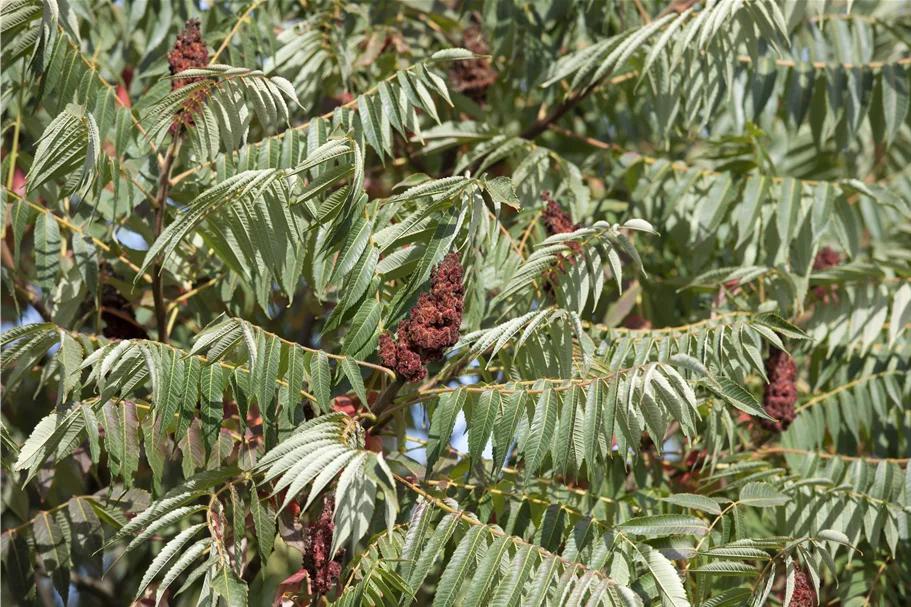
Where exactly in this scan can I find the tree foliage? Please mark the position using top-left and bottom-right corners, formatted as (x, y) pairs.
(2, 0), (910, 605)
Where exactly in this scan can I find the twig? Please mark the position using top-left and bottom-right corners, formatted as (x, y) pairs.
(166, 272), (228, 312)
(862, 559), (891, 607)
(657, 0), (697, 19)
(151, 138), (180, 344)
(99, 306), (147, 332)
(369, 378), (406, 419)
(70, 572), (118, 606)
(734, 53), (911, 72)
(794, 370), (901, 415)
(633, 0), (651, 23)
(211, 0), (268, 64)
(5, 72), (25, 191)
(517, 210), (542, 257)
(518, 71), (636, 142)
(547, 124), (619, 150)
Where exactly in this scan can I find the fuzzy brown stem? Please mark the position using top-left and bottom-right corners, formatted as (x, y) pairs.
(369, 377), (406, 419)
(151, 138), (179, 344)
(70, 572), (118, 606)
(519, 79), (605, 142)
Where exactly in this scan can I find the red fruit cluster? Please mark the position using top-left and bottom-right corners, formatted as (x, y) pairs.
(791, 570), (817, 607)
(320, 91), (354, 114)
(542, 191), (580, 236)
(302, 497), (344, 596)
(95, 265), (148, 340)
(811, 246), (841, 300)
(167, 19), (210, 133)
(541, 192), (582, 294)
(624, 315), (652, 330)
(759, 346), (797, 433)
(813, 246), (841, 271)
(101, 284), (149, 340)
(670, 448), (708, 491)
(378, 253), (464, 382)
(116, 67), (133, 108)
(449, 13), (497, 104)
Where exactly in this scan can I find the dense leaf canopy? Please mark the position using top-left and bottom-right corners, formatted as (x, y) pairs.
(1, 0), (910, 606)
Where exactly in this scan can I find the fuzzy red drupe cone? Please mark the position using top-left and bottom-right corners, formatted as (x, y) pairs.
(449, 12), (498, 104)
(542, 192), (580, 236)
(811, 246), (842, 300)
(672, 448), (708, 491)
(791, 570), (817, 607)
(167, 19), (210, 134)
(541, 192), (582, 294)
(302, 497), (344, 596)
(813, 246), (841, 271)
(116, 67), (134, 108)
(95, 265), (149, 340)
(624, 315), (652, 330)
(100, 284), (149, 340)
(378, 253), (464, 382)
(759, 346), (797, 433)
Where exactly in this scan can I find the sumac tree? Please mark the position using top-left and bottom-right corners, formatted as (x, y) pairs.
(1, 1), (910, 606)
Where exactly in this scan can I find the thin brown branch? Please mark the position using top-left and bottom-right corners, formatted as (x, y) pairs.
(368, 377), (406, 419)
(99, 306), (147, 332)
(794, 370), (902, 415)
(151, 138), (180, 344)
(519, 81), (600, 141)
(211, 0), (268, 64)
(547, 124), (619, 150)
(517, 210), (542, 257)
(657, 0), (697, 19)
(166, 272), (228, 312)
(633, 0), (651, 23)
(735, 53), (911, 72)
(519, 71), (637, 141)
(863, 559), (892, 607)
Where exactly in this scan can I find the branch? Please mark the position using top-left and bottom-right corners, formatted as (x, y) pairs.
(210, 0), (267, 64)
(657, 0), (697, 19)
(633, 0), (652, 23)
(368, 377), (406, 419)
(518, 80), (602, 141)
(151, 138), (180, 344)
(794, 370), (902, 415)
(70, 572), (119, 606)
